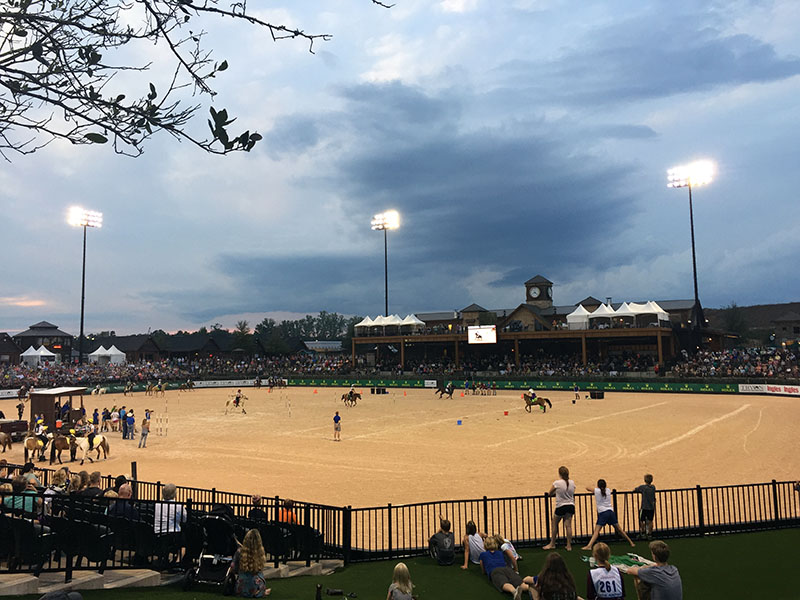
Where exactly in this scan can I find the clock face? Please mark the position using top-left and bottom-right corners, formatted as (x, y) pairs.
(529, 287), (541, 299)
(546, 287), (553, 299)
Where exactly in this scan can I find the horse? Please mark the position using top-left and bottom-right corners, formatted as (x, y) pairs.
(523, 392), (552, 413)
(69, 434), (109, 465)
(17, 385), (28, 401)
(92, 386), (108, 396)
(158, 382), (167, 397)
(48, 433), (72, 465)
(123, 382), (134, 396)
(225, 394), (247, 415)
(342, 391), (361, 407)
(435, 384), (454, 399)
(0, 432), (11, 453)
(23, 434), (48, 462)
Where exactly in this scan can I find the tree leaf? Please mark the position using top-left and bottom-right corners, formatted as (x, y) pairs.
(217, 60), (228, 72)
(85, 133), (108, 144)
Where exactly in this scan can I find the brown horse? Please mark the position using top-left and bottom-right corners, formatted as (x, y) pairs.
(342, 391), (360, 407)
(523, 392), (552, 413)
(23, 434), (48, 462)
(48, 434), (72, 464)
(0, 432), (11, 453)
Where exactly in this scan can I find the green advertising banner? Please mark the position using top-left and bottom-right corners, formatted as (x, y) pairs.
(287, 378), (738, 394)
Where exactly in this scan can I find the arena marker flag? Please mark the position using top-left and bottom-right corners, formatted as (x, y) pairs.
(504, 411), (508, 416)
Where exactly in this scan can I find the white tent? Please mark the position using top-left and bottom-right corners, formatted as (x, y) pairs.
(587, 303), (616, 321)
(106, 345), (126, 365)
(354, 316), (375, 330)
(401, 314), (426, 326)
(385, 314), (404, 326)
(646, 301), (670, 324)
(21, 345), (41, 367)
(613, 302), (639, 320)
(566, 305), (591, 330)
(88, 346), (109, 364)
(371, 315), (389, 327)
(37, 346), (56, 359)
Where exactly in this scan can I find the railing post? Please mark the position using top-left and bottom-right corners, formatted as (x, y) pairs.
(772, 479), (780, 525)
(274, 495), (281, 521)
(304, 504), (312, 567)
(483, 495), (489, 533)
(696, 485), (705, 536)
(543, 494), (551, 544)
(387, 503), (393, 559)
(342, 506), (352, 565)
(211, 487), (217, 505)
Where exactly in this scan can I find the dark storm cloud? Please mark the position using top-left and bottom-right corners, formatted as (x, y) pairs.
(494, 17), (800, 105)
(207, 81), (646, 315)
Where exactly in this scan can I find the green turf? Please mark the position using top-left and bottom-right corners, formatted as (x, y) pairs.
(14, 528), (800, 599)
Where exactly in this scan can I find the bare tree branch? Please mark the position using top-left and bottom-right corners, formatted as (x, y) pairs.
(0, 0), (391, 157)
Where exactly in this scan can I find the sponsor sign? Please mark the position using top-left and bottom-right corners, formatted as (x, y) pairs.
(467, 325), (497, 345)
(194, 380), (255, 388)
(424, 380), (438, 388)
(0, 390), (20, 399)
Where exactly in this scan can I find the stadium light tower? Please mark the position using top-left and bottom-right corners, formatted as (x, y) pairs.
(667, 160), (714, 332)
(68, 206), (103, 364)
(371, 210), (400, 317)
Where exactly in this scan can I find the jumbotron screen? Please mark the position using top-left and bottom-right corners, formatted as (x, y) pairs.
(467, 325), (497, 344)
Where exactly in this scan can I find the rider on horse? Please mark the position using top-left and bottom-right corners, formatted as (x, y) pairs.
(234, 389), (243, 407)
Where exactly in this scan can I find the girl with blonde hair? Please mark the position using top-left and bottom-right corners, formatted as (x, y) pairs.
(231, 529), (271, 597)
(386, 562), (413, 600)
(586, 542), (624, 600)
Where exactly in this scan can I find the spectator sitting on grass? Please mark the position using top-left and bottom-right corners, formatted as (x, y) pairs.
(532, 552), (582, 600)
(625, 540), (682, 600)
(461, 519), (487, 570)
(386, 562), (414, 600)
(429, 516), (455, 566)
(479, 535), (537, 598)
(230, 529), (272, 598)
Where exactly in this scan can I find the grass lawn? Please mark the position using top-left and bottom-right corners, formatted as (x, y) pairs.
(15, 528), (800, 599)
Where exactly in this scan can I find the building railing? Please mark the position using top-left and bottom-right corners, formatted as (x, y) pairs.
(3, 458), (799, 581)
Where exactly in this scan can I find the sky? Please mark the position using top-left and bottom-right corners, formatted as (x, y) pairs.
(2, 0), (800, 336)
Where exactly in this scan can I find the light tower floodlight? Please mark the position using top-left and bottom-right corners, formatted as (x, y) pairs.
(68, 206), (103, 364)
(371, 210), (401, 317)
(68, 206), (103, 228)
(667, 160), (714, 188)
(667, 160), (715, 334)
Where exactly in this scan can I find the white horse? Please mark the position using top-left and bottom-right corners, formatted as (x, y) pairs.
(70, 434), (110, 465)
(92, 387), (108, 396)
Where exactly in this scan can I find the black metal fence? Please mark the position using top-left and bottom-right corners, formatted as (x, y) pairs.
(2, 460), (799, 582)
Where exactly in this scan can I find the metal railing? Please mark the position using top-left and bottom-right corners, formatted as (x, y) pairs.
(2, 460), (799, 581)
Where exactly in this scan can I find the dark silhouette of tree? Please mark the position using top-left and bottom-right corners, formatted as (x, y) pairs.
(0, 0), (391, 159)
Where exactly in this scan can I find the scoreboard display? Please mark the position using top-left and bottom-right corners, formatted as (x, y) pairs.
(467, 325), (497, 344)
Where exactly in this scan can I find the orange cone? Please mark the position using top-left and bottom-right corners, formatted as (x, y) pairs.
(404, 391), (407, 396)
(461, 392), (465, 397)
(313, 389), (317, 394)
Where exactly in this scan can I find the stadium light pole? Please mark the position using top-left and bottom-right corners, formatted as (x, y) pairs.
(371, 210), (400, 317)
(68, 206), (103, 364)
(667, 160), (714, 332)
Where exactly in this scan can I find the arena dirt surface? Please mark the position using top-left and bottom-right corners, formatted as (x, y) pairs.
(4, 387), (798, 507)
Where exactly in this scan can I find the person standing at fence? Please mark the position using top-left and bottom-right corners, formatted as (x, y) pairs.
(586, 542), (625, 600)
(461, 520), (487, 570)
(139, 417), (150, 448)
(635, 474), (656, 540)
(543, 466), (576, 551)
(625, 540), (682, 600)
(333, 411), (342, 442)
(581, 479), (635, 550)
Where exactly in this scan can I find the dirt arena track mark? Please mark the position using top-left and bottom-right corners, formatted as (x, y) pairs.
(636, 404), (751, 457)
(742, 407), (764, 455)
(487, 401), (669, 449)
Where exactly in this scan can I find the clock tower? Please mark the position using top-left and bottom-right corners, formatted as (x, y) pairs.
(525, 275), (553, 309)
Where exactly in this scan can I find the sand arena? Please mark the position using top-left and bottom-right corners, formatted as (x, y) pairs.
(4, 386), (798, 507)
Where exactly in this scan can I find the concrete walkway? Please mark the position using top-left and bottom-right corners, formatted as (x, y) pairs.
(0, 559), (344, 596)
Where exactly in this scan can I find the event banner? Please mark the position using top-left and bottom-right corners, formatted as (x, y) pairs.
(738, 383), (800, 396)
(0, 389), (19, 399)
